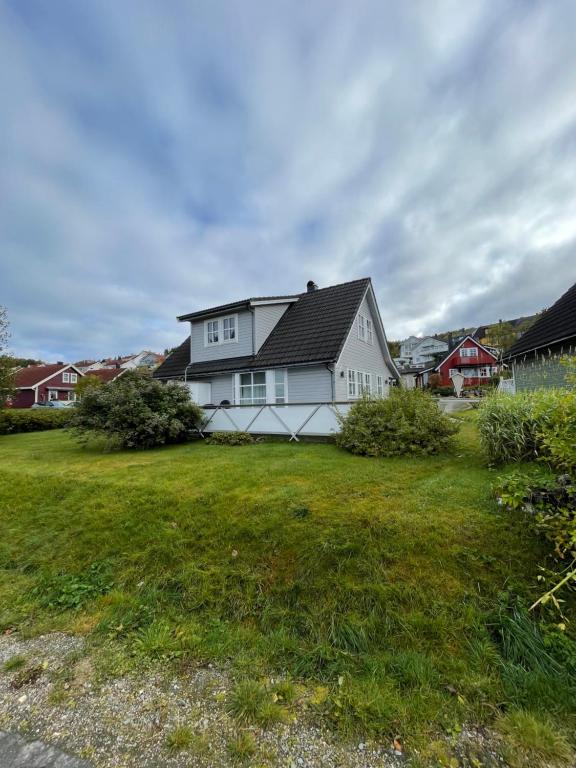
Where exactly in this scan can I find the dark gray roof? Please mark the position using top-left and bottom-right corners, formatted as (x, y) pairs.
(177, 294), (300, 321)
(154, 278), (371, 379)
(504, 281), (576, 359)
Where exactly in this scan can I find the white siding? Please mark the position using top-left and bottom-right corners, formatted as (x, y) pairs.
(191, 310), (253, 363)
(336, 296), (394, 400)
(254, 304), (291, 352)
(287, 365), (332, 402)
(210, 374), (234, 404)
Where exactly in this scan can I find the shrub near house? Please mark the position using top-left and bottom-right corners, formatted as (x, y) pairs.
(70, 370), (204, 449)
(336, 388), (459, 457)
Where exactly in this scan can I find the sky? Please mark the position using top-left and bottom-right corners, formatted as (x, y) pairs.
(1, 0), (576, 361)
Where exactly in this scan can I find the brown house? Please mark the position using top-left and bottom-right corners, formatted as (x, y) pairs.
(9, 364), (84, 408)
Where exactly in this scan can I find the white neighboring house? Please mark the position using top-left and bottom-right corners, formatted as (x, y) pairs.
(153, 278), (400, 405)
(396, 336), (448, 369)
(84, 351), (164, 372)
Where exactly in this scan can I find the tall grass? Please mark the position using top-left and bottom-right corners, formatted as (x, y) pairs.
(477, 391), (561, 464)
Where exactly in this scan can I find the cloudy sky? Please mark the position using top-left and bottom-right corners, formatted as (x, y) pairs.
(2, 0), (576, 361)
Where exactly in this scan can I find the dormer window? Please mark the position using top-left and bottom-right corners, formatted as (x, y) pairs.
(207, 320), (219, 344)
(223, 316), (236, 341)
(204, 315), (238, 346)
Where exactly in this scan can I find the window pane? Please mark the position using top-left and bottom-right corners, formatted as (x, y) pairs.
(253, 384), (266, 399)
(240, 373), (251, 386)
(274, 369), (284, 384)
(253, 372), (265, 384)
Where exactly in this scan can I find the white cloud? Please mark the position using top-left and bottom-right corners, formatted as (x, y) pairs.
(1, 0), (576, 359)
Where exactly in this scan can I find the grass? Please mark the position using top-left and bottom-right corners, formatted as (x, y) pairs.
(0, 424), (575, 758)
(165, 724), (202, 753)
(227, 731), (257, 762)
(228, 679), (289, 727)
(2, 654), (26, 672)
(498, 710), (574, 767)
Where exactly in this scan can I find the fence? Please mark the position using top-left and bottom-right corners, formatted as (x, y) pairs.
(498, 378), (516, 394)
(200, 402), (352, 441)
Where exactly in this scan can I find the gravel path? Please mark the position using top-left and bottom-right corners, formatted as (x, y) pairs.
(0, 633), (402, 768)
(0, 730), (90, 767)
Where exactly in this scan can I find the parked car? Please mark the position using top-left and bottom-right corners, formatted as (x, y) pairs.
(31, 400), (75, 409)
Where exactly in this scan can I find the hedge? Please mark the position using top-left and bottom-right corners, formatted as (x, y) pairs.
(0, 408), (74, 434)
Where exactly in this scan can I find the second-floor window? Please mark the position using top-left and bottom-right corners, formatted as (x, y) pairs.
(205, 315), (238, 346)
(366, 318), (373, 344)
(207, 320), (219, 344)
(460, 347), (478, 358)
(63, 372), (70, 383)
(70, 373), (78, 383)
(357, 314), (366, 341)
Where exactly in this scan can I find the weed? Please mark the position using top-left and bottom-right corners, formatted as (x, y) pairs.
(227, 731), (257, 762)
(165, 725), (196, 753)
(228, 680), (288, 727)
(10, 664), (43, 689)
(498, 710), (573, 767)
(2, 655), (26, 672)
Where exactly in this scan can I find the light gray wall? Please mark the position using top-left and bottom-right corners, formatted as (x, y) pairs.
(191, 310), (253, 363)
(287, 365), (332, 402)
(335, 295), (394, 400)
(254, 304), (291, 352)
(210, 374), (235, 404)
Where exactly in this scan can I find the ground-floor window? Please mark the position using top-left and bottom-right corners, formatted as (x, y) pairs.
(274, 369), (287, 404)
(376, 375), (384, 396)
(48, 389), (59, 401)
(239, 372), (266, 404)
(347, 369), (377, 398)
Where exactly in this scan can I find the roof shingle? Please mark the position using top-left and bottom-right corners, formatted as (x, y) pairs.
(505, 281), (576, 359)
(14, 364), (70, 388)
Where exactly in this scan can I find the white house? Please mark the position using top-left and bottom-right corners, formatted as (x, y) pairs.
(153, 278), (400, 405)
(396, 336), (448, 369)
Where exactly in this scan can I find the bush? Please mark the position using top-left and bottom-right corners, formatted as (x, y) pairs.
(206, 431), (255, 445)
(0, 408), (73, 434)
(477, 391), (560, 465)
(69, 371), (204, 449)
(430, 386), (453, 397)
(336, 389), (459, 457)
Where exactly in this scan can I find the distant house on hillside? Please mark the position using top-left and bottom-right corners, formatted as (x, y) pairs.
(9, 364), (84, 408)
(153, 278), (399, 404)
(85, 368), (126, 384)
(395, 336), (448, 369)
(503, 282), (576, 391)
(84, 351), (165, 373)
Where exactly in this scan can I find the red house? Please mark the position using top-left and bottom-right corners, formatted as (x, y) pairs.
(433, 336), (500, 387)
(9, 364), (84, 408)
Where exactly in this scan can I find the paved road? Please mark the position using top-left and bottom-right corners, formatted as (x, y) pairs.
(436, 397), (475, 413)
(0, 731), (90, 768)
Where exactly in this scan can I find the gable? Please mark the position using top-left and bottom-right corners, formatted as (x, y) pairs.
(254, 303), (291, 352)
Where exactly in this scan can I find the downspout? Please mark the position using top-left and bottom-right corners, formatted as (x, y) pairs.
(325, 363), (335, 403)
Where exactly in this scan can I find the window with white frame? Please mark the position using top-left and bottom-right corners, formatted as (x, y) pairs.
(460, 347), (478, 357)
(62, 372), (70, 383)
(206, 319), (219, 345)
(366, 318), (373, 345)
(274, 369), (286, 404)
(48, 389), (58, 401)
(348, 369), (357, 398)
(357, 314), (366, 341)
(348, 369), (374, 398)
(223, 316), (236, 341)
(376, 375), (384, 396)
(479, 367), (490, 378)
(361, 372), (372, 395)
(205, 315), (237, 346)
(70, 373), (78, 384)
(239, 371), (266, 404)
(449, 368), (458, 377)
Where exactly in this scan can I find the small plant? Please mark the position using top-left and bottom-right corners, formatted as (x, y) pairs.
(206, 431), (255, 445)
(133, 620), (181, 659)
(33, 562), (113, 611)
(227, 731), (257, 762)
(228, 679), (288, 727)
(336, 389), (458, 457)
(2, 655), (26, 672)
(498, 710), (573, 767)
(165, 725), (195, 753)
(10, 664), (43, 689)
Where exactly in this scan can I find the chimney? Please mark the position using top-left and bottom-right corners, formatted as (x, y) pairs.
(57, 361), (64, 365)
(307, 280), (318, 292)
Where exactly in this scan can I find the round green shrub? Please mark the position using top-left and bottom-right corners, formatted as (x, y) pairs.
(70, 371), (204, 449)
(336, 389), (459, 457)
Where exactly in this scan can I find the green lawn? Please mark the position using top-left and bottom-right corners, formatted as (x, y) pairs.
(0, 423), (574, 761)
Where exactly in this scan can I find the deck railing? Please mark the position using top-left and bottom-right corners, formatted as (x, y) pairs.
(199, 402), (352, 441)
